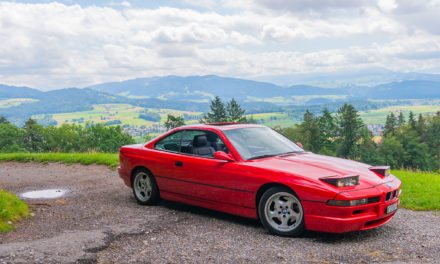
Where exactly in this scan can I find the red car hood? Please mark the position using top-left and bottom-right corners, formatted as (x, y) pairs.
(246, 152), (392, 188)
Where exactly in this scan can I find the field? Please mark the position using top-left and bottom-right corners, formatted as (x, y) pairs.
(25, 101), (440, 130)
(245, 112), (300, 128)
(0, 98), (38, 108)
(32, 104), (202, 127)
(360, 104), (440, 124)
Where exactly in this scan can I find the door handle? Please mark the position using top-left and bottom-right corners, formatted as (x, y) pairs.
(175, 161), (183, 167)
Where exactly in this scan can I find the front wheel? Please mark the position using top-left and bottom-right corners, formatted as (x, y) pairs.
(258, 187), (305, 236)
(132, 169), (160, 205)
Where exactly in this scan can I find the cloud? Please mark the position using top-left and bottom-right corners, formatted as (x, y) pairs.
(0, 1), (439, 90)
(254, 0), (368, 13)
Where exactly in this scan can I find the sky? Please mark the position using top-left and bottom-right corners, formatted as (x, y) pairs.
(0, 0), (440, 90)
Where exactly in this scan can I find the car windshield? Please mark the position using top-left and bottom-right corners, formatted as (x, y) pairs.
(223, 127), (304, 160)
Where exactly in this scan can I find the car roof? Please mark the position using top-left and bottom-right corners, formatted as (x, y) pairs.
(179, 123), (264, 131)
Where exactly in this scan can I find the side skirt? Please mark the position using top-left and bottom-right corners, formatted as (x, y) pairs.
(160, 190), (258, 219)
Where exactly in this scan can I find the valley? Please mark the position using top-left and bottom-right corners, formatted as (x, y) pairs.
(1, 75), (440, 142)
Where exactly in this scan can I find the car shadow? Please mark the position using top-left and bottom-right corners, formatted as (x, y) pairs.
(157, 199), (390, 243)
(300, 228), (384, 243)
(159, 199), (261, 228)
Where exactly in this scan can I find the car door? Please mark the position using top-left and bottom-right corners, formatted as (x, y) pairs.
(175, 129), (242, 206)
(151, 130), (197, 197)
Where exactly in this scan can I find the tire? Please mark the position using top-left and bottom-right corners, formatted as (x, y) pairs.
(132, 169), (160, 205)
(258, 186), (305, 236)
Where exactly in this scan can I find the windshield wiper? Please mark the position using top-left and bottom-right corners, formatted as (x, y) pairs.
(248, 154), (277, 160)
(278, 151), (302, 157)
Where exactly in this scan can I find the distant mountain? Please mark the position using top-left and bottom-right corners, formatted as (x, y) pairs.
(87, 75), (346, 100)
(255, 68), (440, 88)
(369, 80), (440, 99)
(0, 84), (43, 98)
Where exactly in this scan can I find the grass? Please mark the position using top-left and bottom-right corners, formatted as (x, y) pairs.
(0, 153), (119, 170)
(0, 190), (29, 232)
(393, 170), (440, 211)
(0, 154), (438, 211)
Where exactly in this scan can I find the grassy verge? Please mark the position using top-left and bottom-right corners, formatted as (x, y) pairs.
(0, 190), (29, 232)
(393, 170), (440, 211)
(0, 153), (119, 170)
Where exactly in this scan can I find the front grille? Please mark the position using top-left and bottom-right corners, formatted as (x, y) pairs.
(385, 189), (399, 201)
(386, 192), (391, 201)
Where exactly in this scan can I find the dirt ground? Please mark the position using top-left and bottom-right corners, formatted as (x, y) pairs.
(0, 162), (439, 264)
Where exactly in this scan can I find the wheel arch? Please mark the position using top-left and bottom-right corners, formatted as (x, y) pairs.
(130, 166), (153, 187)
(256, 183), (297, 207)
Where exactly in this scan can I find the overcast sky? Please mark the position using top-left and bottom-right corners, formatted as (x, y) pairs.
(1, 0), (440, 90)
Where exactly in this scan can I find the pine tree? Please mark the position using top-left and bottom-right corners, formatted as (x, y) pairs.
(200, 96), (227, 123)
(300, 110), (320, 152)
(408, 111), (417, 129)
(426, 114), (440, 170)
(318, 108), (337, 155)
(416, 114), (425, 137)
(397, 112), (405, 127)
(383, 113), (396, 136)
(336, 104), (364, 159)
(226, 98), (246, 123)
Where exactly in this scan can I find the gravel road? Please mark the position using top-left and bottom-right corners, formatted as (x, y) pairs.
(0, 162), (439, 264)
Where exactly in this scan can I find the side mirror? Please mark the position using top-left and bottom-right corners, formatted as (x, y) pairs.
(214, 151), (234, 162)
(296, 142), (303, 149)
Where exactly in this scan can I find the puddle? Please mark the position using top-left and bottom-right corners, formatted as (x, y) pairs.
(21, 189), (67, 199)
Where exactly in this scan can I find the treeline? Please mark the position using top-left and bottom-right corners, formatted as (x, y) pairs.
(0, 117), (134, 153)
(278, 105), (440, 171)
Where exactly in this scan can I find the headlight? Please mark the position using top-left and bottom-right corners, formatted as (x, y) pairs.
(320, 175), (359, 187)
(369, 166), (390, 177)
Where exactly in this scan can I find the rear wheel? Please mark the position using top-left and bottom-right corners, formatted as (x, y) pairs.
(132, 169), (160, 205)
(258, 186), (305, 236)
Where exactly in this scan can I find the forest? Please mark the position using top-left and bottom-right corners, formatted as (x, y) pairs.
(278, 105), (440, 172)
(0, 117), (134, 153)
(1, 97), (439, 172)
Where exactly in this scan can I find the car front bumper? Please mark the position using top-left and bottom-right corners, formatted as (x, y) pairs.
(303, 182), (401, 233)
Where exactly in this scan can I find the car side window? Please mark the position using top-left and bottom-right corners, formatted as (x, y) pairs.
(154, 131), (183, 152)
(181, 130), (228, 158)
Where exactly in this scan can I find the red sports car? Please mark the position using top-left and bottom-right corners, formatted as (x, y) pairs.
(118, 123), (401, 236)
